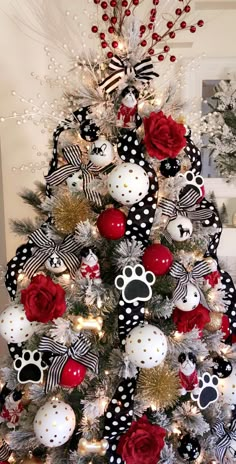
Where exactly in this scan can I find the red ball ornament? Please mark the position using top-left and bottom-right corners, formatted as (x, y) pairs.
(110, 0), (117, 5)
(151, 8), (156, 15)
(108, 26), (115, 33)
(100, 32), (105, 39)
(125, 9), (131, 16)
(141, 40), (147, 47)
(148, 48), (155, 55)
(152, 32), (160, 41)
(101, 41), (108, 48)
(102, 13), (109, 21)
(60, 358), (87, 388)
(180, 21), (186, 28)
(190, 25), (196, 33)
(111, 16), (117, 24)
(175, 8), (182, 15)
(133, 0), (139, 4)
(142, 244), (173, 276)
(167, 21), (173, 28)
(122, 0), (128, 6)
(107, 51), (113, 58)
(153, 0), (159, 4)
(140, 25), (146, 33)
(158, 54), (164, 61)
(94, 0), (100, 3)
(101, 1), (108, 8)
(170, 55), (176, 62)
(97, 208), (126, 240)
(91, 25), (98, 33)
(169, 31), (175, 38)
(148, 23), (154, 29)
(164, 45), (170, 52)
(198, 19), (204, 27)
(112, 40), (118, 48)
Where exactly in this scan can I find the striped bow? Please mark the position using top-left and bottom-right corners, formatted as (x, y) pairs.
(99, 55), (159, 94)
(38, 335), (99, 393)
(0, 440), (11, 461)
(45, 144), (102, 206)
(169, 260), (211, 302)
(159, 187), (212, 222)
(23, 228), (80, 279)
(212, 419), (236, 463)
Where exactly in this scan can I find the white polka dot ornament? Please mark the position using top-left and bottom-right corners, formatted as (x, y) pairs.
(166, 215), (193, 242)
(34, 399), (76, 447)
(89, 138), (114, 167)
(174, 282), (200, 312)
(108, 163), (149, 206)
(217, 363), (236, 405)
(125, 324), (167, 368)
(0, 304), (37, 344)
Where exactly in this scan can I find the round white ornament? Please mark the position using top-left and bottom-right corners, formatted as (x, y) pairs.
(125, 324), (167, 368)
(89, 138), (114, 167)
(108, 163), (149, 206)
(166, 215), (193, 242)
(218, 364), (236, 405)
(0, 304), (37, 343)
(174, 282), (200, 312)
(44, 252), (67, 274)
(66, 171), (83, 193)
(34, 399), (76, 447)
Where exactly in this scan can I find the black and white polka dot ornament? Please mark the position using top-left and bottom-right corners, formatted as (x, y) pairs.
(125, 324), (167, 368)
(66, 171), (83, 193)
(213, 356), (233, 379)
(89, 137), (114, 167)
(167, 215), (193, 242)
(160, 157), (181, 177)
(178, 434), (201, 462)
(0, 304), (37, 344)
(108, 163), (150, 206)
(34, 399), (76, 447)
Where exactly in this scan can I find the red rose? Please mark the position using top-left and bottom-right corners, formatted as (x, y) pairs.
(143, 111), (186, 160)
(117, 415), (166, 464)
(173, 303), (210, 336)
(204, 270), (221, 288)
(21, 275), (66, 323)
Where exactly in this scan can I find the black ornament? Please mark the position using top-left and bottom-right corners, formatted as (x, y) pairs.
(178, 434), (201, 462)
(80, 120), (100, 142)
(160, 158), (181, 177)
(213, 356), (232, 379)
(8, 342), (24, 360)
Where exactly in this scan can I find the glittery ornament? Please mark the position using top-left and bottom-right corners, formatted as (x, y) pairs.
(205, 312), (223, 332)
(137, 363), (180, 409)
(53, 191), (92, 234)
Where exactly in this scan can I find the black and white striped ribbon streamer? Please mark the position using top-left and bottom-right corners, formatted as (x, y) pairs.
(159, 189), (212, 222)
(169, 260), (211, 302)
(22, 228), (80, 279)
(99, 55), (159, 94)
(45, 143), (102, 206)
(212, 419), (236, 464)
(0, 440), (11, 461)
(38, 335), (98, 393)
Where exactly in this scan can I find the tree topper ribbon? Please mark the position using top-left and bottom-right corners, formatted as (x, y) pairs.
(45, 144), (102, 206)
(23, 228), (80, 279)
(159, 187), (212, 222)
(99, 55), (159, 94)
(169, 260), (211, 302)
(212, 419), (236, 464)
(38, 335), (98, 393)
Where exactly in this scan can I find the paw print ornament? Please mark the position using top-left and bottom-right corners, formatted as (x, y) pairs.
(125, 324), (167, 368)
(191, 372), (219, 410)
(115, 264), (155, 304)
(13, 350), (48, 384)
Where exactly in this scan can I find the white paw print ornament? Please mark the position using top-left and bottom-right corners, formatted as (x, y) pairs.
(115, 264), (155, 304)
(13, 350), (48, 384)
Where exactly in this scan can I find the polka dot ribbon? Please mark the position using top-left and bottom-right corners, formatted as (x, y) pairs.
(184, 129), (202, 175)
(103, 377), (137, 464)
(117, 130), (158, 245)
(219, 269), (236, 336)
(197, 197), (222, 258)
(5, 241), (35, 300)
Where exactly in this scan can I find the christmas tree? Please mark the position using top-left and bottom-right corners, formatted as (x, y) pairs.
(1, 2), (236, 464)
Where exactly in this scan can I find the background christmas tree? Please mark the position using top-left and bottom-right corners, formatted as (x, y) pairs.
(1, 2), (236, 464)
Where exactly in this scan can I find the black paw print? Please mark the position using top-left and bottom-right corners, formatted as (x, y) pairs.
(13, 350), (47, 384)
(191, 372), (219, 409)
(115, 264), (155, 303)
(179, 170), (204, 199)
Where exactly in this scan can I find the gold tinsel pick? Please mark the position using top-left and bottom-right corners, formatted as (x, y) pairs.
(138, 363), (180, 409)
(53, 190), (92, 235)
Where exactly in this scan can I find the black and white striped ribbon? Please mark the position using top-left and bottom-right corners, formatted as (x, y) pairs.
(38, 335), (98, 393)
(0, 440), (11, 461)
(45, 144), (102, 206)
(159, 188), (212, 222)
(22, 228), (80, 279)
(212, 419), (236, 464)
(169, 260), (211, 302)
(99, 55), (159, 94)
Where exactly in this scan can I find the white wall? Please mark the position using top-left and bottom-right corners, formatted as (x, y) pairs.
(0, 0), (236, 262)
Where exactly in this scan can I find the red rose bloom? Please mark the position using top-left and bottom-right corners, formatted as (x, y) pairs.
(204, 270), (221, 288)
(173, 303), (210, 336)
(21, 275), (66, 323)
(143, 111), (186, 160)
(117, 415), (166, 464)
